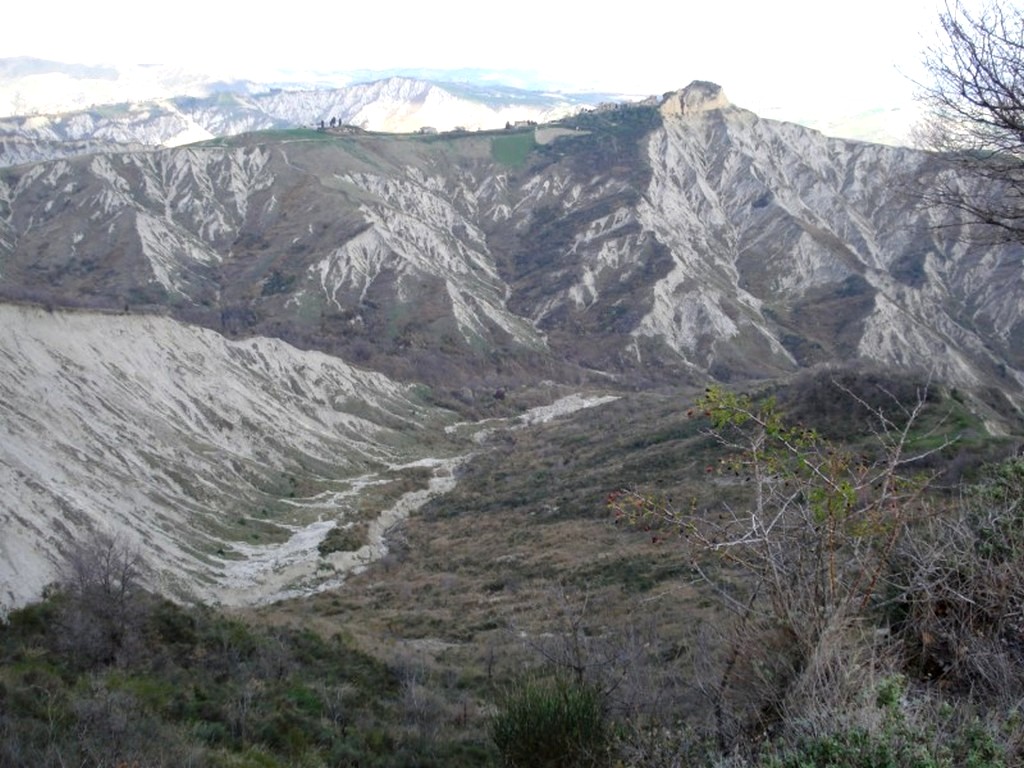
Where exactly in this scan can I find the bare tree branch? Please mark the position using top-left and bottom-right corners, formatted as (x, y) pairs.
(916, 1), (1024, 243)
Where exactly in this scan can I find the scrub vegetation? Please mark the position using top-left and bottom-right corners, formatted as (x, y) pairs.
(2, 369), (1023, 767)
(0, 556), (493, 766)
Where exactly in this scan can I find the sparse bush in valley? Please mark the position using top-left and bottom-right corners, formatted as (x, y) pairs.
(491, 676), (609, 768)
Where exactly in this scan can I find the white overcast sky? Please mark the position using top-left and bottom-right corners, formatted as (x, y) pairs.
(4, 0), (967, 122)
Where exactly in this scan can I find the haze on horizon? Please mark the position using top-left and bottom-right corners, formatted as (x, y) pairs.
(2, 0), (984, 143)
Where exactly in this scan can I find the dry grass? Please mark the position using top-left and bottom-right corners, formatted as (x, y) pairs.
(252, 390), (724, 745)
(244, 376), (1021, 758)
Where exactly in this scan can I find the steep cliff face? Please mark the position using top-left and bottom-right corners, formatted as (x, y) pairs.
(1, 82), (1021, 396)
(3, 82), (1024, 608)
(643, 99), (1024, 387)
(0, 303), (460, 607)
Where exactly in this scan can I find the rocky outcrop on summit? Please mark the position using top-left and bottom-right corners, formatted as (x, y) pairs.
(659, 81), (732, 117)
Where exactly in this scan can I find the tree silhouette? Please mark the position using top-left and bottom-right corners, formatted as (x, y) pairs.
(916, 1), (1024, 243)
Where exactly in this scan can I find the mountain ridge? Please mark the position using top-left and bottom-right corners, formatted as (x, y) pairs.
(3, 84), (1021, 398)
(0, 301), (466, 607)
(0, 72), (602, 167)
(2, 81), (1023, 608)
(0, 58), (917, 171)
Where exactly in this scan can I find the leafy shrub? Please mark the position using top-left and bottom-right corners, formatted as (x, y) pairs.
(491, 677), (608, 768)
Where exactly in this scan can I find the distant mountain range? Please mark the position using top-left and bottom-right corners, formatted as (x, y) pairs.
(0, 58), (623, 167)
(0, 57), (612, 117)
(0, 58), (915, 170)
(2, 79), (1020, 608)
